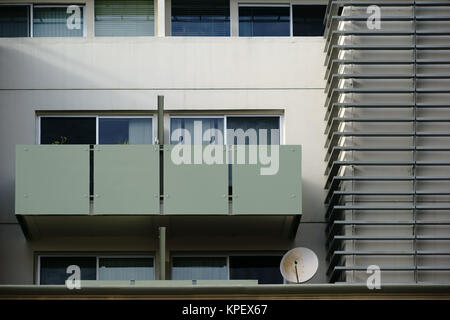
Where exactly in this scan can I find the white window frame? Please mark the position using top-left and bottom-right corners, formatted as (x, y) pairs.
(37, 254), (155, 285)
(37, 115), (155, 145)
(168, 114), (284, 145)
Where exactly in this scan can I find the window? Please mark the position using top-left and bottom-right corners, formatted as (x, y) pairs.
(39, 257), (96, 285)
(170, 117), (224, 145)
(98, 257), (154, 280)
(229, 256), (283, 284)
(39, 256), (154, 284)
(292, 5), (326, 36)
(99, 118), (153, 144)
(0, 5), (30, 37)
(239, 5), (290, 37)
(33, 5), (84, 37)
(169, 115), (281, 145)
(172, 257), (227, 280)
(0, 4), (85, 38)
(39, 116), (153, 145)
(40, 117), (97, 145)
(95, 0), (155, 36)
(171, 255), (283, 283)
(226, 116), (280, 145)
(171, 0), (230, 36)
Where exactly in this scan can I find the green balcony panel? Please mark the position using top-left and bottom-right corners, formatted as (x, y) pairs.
(232, 145), (302, 215)
(15, 145), (90, 215)
(93, 145), (160, 214)
(164, 145), (228, 214)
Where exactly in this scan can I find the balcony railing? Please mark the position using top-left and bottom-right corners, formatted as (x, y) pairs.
(15, 144), (301, 216)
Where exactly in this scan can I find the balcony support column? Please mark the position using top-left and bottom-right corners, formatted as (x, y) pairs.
(159, 226), (166, 280)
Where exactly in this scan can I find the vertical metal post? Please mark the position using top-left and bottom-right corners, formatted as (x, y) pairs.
(158, 96), (164, 201)
(159, 226), (166, 280)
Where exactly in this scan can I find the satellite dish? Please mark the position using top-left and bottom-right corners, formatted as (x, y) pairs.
(280, 247), (319, 283)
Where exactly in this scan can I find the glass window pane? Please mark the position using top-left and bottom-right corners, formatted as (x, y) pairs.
(226, 116), (280, 145)
(33, 6), (84, 37)
(229, 256), (283, 284)
(171, 0), (230, 36)
(170, 117), (224, 145)
(99, 257), (154, 280)
(292, 5), (326, 36)
(40, 117), (96, 145)
(239, 6), (290, 37)
(0, 5), (30, 37)
(99, 118), (153, 144)
(172, 257), (227, 280)
(95, 0), (155, 36)
(40, 257), (96, 285)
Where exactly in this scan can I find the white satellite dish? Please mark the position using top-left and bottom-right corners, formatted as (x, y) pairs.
(280, 247), (319, 283)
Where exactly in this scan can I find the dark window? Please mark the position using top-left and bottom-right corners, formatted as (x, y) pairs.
(229, 256), (283, 284)
(40, 117), (96, 145)
(292, 5), (326, 36)
(226, 116), (280, 145)
(171, 0), (230, 36)
(40, 257), (96, 285)
(239, 6), (290, 37)
(0, 5), (30, 37)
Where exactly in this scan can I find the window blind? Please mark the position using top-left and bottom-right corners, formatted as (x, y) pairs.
(95, 0), (155, 36)
(33, 6), (84, 37)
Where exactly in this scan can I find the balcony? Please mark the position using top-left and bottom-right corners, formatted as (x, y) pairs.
(15, 145), (301, 238)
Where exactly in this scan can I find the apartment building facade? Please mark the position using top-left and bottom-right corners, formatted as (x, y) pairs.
(0, 0), (448, 290)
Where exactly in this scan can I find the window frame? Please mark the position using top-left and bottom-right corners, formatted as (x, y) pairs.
(168, 114), (284, 145)
(170, 0), (232, 37)
(0, 3), (87, 38)
(237, 1), (327, 37)
(170, 252), (284, 282)
(37, 254), (155, 284)
(37, 114), (155, 145)
(32, 4), (87, 38)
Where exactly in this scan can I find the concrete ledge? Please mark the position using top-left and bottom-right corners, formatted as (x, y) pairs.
(0, 284), (449, 300)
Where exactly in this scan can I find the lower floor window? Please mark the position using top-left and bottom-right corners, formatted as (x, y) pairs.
(171, 255), (283, 284)
(39, 256), (154, 284)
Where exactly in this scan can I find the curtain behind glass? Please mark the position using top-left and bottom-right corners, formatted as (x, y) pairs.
(0, 6), (30, 37)
(99, 258), (154, 280)
(95, 0), (155, 36)
(129, 118), (153, 144)
(33, 6), (84, 37)
(170, 118), (224, 145)
(172, 257), (227, 280)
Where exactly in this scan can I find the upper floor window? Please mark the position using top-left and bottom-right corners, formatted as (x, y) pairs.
(39, 116), (153, 145)
(239, 4), (290, 37)
(169, 115), (281, 145)
(0, 4), (85, 38)
(95, 0), (155, 36)
(171, 0), (230, 36)
(0, 5), (30, 37)
(292, 5), (326, 36)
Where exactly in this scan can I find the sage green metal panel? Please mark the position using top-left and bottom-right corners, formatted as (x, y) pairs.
(93, 145), (159, 214)
(163, 145), (228, 214)
(232, 145), (302, 215)
(15, 145), (90, 215)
